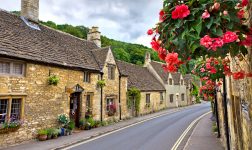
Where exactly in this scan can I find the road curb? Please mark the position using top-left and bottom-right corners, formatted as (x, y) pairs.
(53, 104), (200, 150)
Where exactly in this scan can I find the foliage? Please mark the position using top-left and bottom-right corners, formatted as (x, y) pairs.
(38, 129), (48, 136)
(48, 75), (60, 86)
(97, 79), (106, 88)
(57, 114), (70, 126)
(87, 117), (95, 127)
(127, 87), (141, 115)
(67, 121), (75, 130)
(46, 128), (54, 136)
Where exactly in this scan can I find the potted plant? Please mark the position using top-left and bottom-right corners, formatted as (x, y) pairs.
(79, 119), (85, 130)
(52, 128), (60, 139)
(37, 129), (48, 141)
(46, 128), (54, 140)
(67, 121), (75, 135)
(58, 113), (70, 135)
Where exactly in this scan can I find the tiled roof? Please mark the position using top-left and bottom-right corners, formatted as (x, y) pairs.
(117, 60), (165, 92)
(150, 61), (169, 83)
(183, 74), (192, 86)
(171, 73), (181, 85)
(0, 10), (100, 71)
(91, 47), (110, 70)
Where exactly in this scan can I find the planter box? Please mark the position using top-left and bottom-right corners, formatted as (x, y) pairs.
(0, 126), (20, 134)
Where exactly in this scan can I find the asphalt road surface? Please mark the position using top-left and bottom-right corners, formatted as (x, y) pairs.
(67, 103), (211, 150)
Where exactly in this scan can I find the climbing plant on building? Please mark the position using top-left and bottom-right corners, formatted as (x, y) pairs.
(127, 87), (141, 116)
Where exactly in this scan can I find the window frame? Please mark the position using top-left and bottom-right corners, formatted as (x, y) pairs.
(108, 64), (115, 80)
(169, 78), (173, 85)
(106, 97), (115, 112)
(83, 71), (91, 83)
(0, 96), (24, 124)
(0, 59), (25, 77)
(181, 93), (185, 101)
(170, 94), (174, 103)
(146, 93), (151, 107)
(160, 92), (164, 104)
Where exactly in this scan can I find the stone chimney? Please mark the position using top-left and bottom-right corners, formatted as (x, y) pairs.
(87, 27), (101, 47)
(21, 0), (39, 22)
(144, 52), (151, 65)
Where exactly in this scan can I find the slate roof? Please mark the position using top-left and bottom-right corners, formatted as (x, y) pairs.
(171, 73), (181, 85)
(116, 60), (165, 92)
(91, 47), (110, 70)
(150, 61), (169, 83)
(183, 74), (192, 86)
(0, 10), (100, 71)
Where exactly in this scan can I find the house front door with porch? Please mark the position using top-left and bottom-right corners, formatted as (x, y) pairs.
(70, 92), (81, 127)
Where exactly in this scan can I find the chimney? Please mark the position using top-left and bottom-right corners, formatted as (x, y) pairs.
(87, 26), (101, 47)
(21, 0), (39, 22)
(144, 52), (151, 65)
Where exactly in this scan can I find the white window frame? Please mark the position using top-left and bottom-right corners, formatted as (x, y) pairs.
(0, 58), (25, 77)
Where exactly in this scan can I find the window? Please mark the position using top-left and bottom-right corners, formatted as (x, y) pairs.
(0, 100), (8, 123)
(181, 94), (185, 101)
(86, 95), (91, 110)
(181, 79), (184, 85)
(0, 98), (22, 123)
(170, 94), (174, 103)
(169, 78), (173, 85)
(146, 94), (150, 106)
(0, 60), (24, 76)
(108, 65), (115, 80)
(84, 72), (91, 83)
(106, 98), (115, 111)
(160, 92), (164, 104)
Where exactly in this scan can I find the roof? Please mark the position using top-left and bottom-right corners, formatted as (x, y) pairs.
(117, 60), (165, 92)
(171, 73), (181, 85)
(91, 47), (110, 70)
(183, 74), (192, 86)
(0, 10), (100, 71)
(150, 61), (169, 83)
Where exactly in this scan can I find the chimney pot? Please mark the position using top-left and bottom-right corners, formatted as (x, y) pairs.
(87, 26), (101, 48)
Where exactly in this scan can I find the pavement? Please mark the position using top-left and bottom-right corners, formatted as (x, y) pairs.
(184, 113), (224, 150)
(1, 102), (223, 150)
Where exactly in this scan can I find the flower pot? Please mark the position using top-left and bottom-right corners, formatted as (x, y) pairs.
(38, 135), (47, 141)
(52, 135), (58, 139)
(60, 128), (65, 136)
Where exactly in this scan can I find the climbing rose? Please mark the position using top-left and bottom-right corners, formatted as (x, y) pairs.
(237, 9), (245, 19)
(211, 38), (224, 51)
(206, 63), (212, 70)
(200, 68), (205, 72)
(172, 4), (190, 19)
(213, 2), (220, 10)
(202, 10), (210, 19)
(200, 35), (212, 48)
(242, 0), (248, 7)
(158, 48), (167, 61)
(165, 52), (179, 65)
(209, 68), (217, 74)
(240, 35), (252, 46)
(163, 64), (177, 73)
(159, 10), (165, 22)
(222, 31), (238, 43)
(147, 29), (154, 35)
(150, 38), (160, 51)
(247, 73), (252, 77)
(223, 10), (228, 16)
(233, 71), (245, 80)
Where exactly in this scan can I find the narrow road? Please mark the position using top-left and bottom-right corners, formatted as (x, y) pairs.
(66, 103), (211, 150)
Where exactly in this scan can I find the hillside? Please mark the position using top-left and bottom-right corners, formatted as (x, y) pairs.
(41, 21), (160, 65)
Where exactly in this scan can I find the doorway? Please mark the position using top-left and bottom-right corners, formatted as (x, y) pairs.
(70, 92), (81, 127)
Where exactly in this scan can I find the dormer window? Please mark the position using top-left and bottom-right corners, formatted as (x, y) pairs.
(169, 78), (173, 85)
(181, 79), (184, 85)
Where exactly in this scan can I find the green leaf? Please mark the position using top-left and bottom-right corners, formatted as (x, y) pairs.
(193, 18), (202, 36)
(206, 17), (213, 29)
(212, 27), (223, 36)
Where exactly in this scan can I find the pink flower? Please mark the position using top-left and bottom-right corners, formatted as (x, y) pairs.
(202, 10), (210, 19)
(159, 10), (166, 22)
(172, 4), (190, 19)
(147, 29), (154, 35)
(151, 38), (160, 51)
(200, 35), (213, 48)
(213, 2), (220, 10)
(200, 68), (205, 72)
(223, 10), (228, 16)
(222, 31), (238, 43)
(158, 48), (167, 61)
(165, 52), (179, 65)
(242, 0), (248, 7)
(210, 38), (224, 51)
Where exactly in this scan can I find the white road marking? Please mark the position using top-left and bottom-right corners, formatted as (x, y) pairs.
(171, 111), (211, 150)
(59, 106), (199, 150)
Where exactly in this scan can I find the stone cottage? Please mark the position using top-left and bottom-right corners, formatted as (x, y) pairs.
(0, 0), (125, 146)
(144, 53), (189, 108)
(117, 60), (166, 115)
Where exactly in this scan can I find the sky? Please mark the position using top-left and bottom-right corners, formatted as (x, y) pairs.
(0, 0), (162, 47)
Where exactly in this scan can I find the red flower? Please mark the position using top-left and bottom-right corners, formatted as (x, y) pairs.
(209, 68), (217, 74)
(210, 38), (224, 51)
(200, 35), (213, 48)
(246, 73), (252, 77)
(202, 10), (210, 19)
(165, 52), (179, 65)
(233, 71), (245, 80)
(172, 4), (190, 19)
(240, 35), (252, 46)
(159, 10), (166, 22)
(237, 9), (245, 19)
(163, 64), (177, 73)
(222, 31), (238, 43)
(147, 29), (154, 35)
(158, 48), (167, 61)
(150, 38), (160, 51)
(206, 63), (212, 70)
(242, 0), (248, 7)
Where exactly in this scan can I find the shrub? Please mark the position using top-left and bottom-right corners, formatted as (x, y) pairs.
(46, 128), (54, 136)
(38, 129), (48, 136)
(58, 114), (70, 126)
(67, 121), (75, 130)
(97, 80), (106, 88)
(48, 75), (59, 86)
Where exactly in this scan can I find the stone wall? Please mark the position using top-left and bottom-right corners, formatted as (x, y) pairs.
(0, 61), (100, 146)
